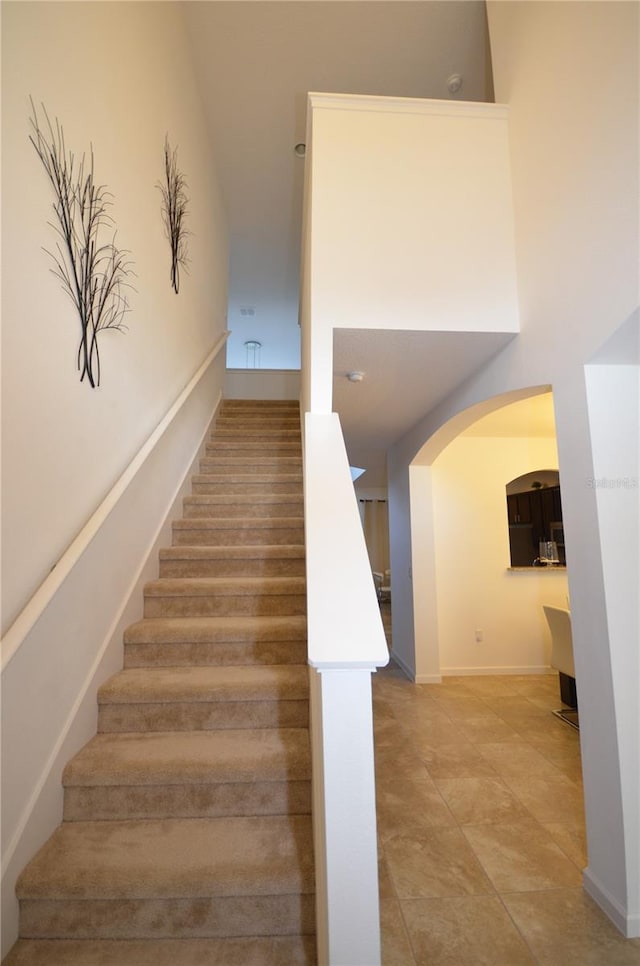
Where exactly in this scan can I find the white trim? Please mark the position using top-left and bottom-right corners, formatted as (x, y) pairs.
(387, 650), (442, 684)
(1, 333), (229, 673)
(308, 91), (508, 121)
(584, 867), (640, 938)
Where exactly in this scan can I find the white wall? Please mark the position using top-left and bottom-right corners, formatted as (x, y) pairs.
(1, 0), (228, 634)
(385, 0), (638, 936)
(431, 435), (568, 673)
(1, 3), (229, 953)
(302, 93), (519, 413)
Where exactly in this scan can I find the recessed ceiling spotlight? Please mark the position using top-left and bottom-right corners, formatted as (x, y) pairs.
(347, 371), (364, 382)
(447, 73), (463, 94)
(294, 142), (306, 158)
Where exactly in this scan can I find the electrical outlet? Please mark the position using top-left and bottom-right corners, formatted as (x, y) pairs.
(475, 629), (483, 643)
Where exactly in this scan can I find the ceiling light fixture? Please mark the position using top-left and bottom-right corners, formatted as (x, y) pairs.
(294, 142), (306, 158)
(347, 370), (364, 382)
(244, 340), (262, 369)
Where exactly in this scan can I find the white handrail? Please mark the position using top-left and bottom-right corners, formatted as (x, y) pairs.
(1, 332), (229, 672)
(304, 412), (389, 669)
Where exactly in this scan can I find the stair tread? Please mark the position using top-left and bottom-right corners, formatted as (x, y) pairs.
(124, 615), (307, 644)
(4, 936), (316, 966)
(159, 545), (305, 560)
(99, 665), (309, 703)
(16, 815), (314, 899)
(64, 729), (311, 786)
(173, 517), (304, 528)
(185, 494), (303, 505)
(145, 576), (306, 597)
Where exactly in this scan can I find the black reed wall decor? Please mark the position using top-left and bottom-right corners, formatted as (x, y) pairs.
(158, 136), (190, 293)
(28, 99), (133, 388)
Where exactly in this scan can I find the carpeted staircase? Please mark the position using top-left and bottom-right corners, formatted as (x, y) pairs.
(6, 399), (316, 966)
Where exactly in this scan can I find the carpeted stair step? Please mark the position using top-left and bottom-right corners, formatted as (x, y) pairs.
(192, 473), (302, 495)
(123, 616), (308, 668)
(213, 427), (301, 441)
(3, 935), (316, 966)
(143, 576), (306, 618)
(172, 517), (304, 547)
(206, 440), (301, 457)
(159, 545), (305, 578)
(98, 665), (310, 732)
(63, 728), (311, 821)
(214, 418), (301, 433)
(15, 815), (315, 940)
(199, 456), (302, 475)
(182, 494), (303, 519)
(221, 399), (299, 410)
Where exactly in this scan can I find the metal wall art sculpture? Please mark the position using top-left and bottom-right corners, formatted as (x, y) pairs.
(28, 99), (133, 388)
(158, 136), (190, 294)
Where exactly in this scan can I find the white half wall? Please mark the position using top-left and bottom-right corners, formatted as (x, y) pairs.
(224, 368), (301, 400)
(302, 92), (519, 413)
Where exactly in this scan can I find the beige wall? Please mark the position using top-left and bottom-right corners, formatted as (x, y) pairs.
(431, 435), (568, 673)
(1, 3), (229, 952)
(1, 1), (229, 634)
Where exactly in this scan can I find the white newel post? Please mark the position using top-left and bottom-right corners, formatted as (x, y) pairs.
(310, 665), (381, 966)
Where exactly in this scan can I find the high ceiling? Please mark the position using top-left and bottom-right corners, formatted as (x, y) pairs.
(184, 1), (503, 485)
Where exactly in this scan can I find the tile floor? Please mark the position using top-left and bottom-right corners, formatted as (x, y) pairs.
(373, 617), (640, 965)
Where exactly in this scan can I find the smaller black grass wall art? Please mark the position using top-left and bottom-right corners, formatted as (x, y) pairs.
(158, 135), (190, 294)
(28, 98), (134, 388)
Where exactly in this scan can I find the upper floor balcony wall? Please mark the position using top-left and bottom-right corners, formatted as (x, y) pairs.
(300, 92), (520, 413)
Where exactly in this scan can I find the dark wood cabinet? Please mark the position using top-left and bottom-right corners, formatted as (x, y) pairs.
(507, 485), (565, 566)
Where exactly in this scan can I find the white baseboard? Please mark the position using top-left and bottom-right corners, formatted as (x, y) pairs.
(584, 867), (640, 938)
(389, 649), (442, 684)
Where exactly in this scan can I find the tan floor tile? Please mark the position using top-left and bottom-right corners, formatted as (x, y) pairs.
(375, 750), (433, 782)
(420, 742), (499, 779)
(401, 895), (535, 965)
(401, 716), (468, 748)
(380, 897), (416, 966)
(378, 852), (396, 899)
(542, 822), (588, 868)
(452, 676), (528, 698)
(455, 716), (522, 744)
(463, 820), (583, 891)
(476, 741), (561, 778)
(427, 693), (499, 721)
(384, 827), (494, 898)
(480, 695), (550, 718)
(503, 774), (585, 826)
(434, 777), (531, 826)
(374, 715), (411, 750)
(502, 888), (640, 965)
(376, 778), (456, 838)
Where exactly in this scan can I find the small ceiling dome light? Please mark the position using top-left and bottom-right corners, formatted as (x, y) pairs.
(347, 370), (365, 382)
(447, 73), (463, 94)
(294, 142), (306, 158)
